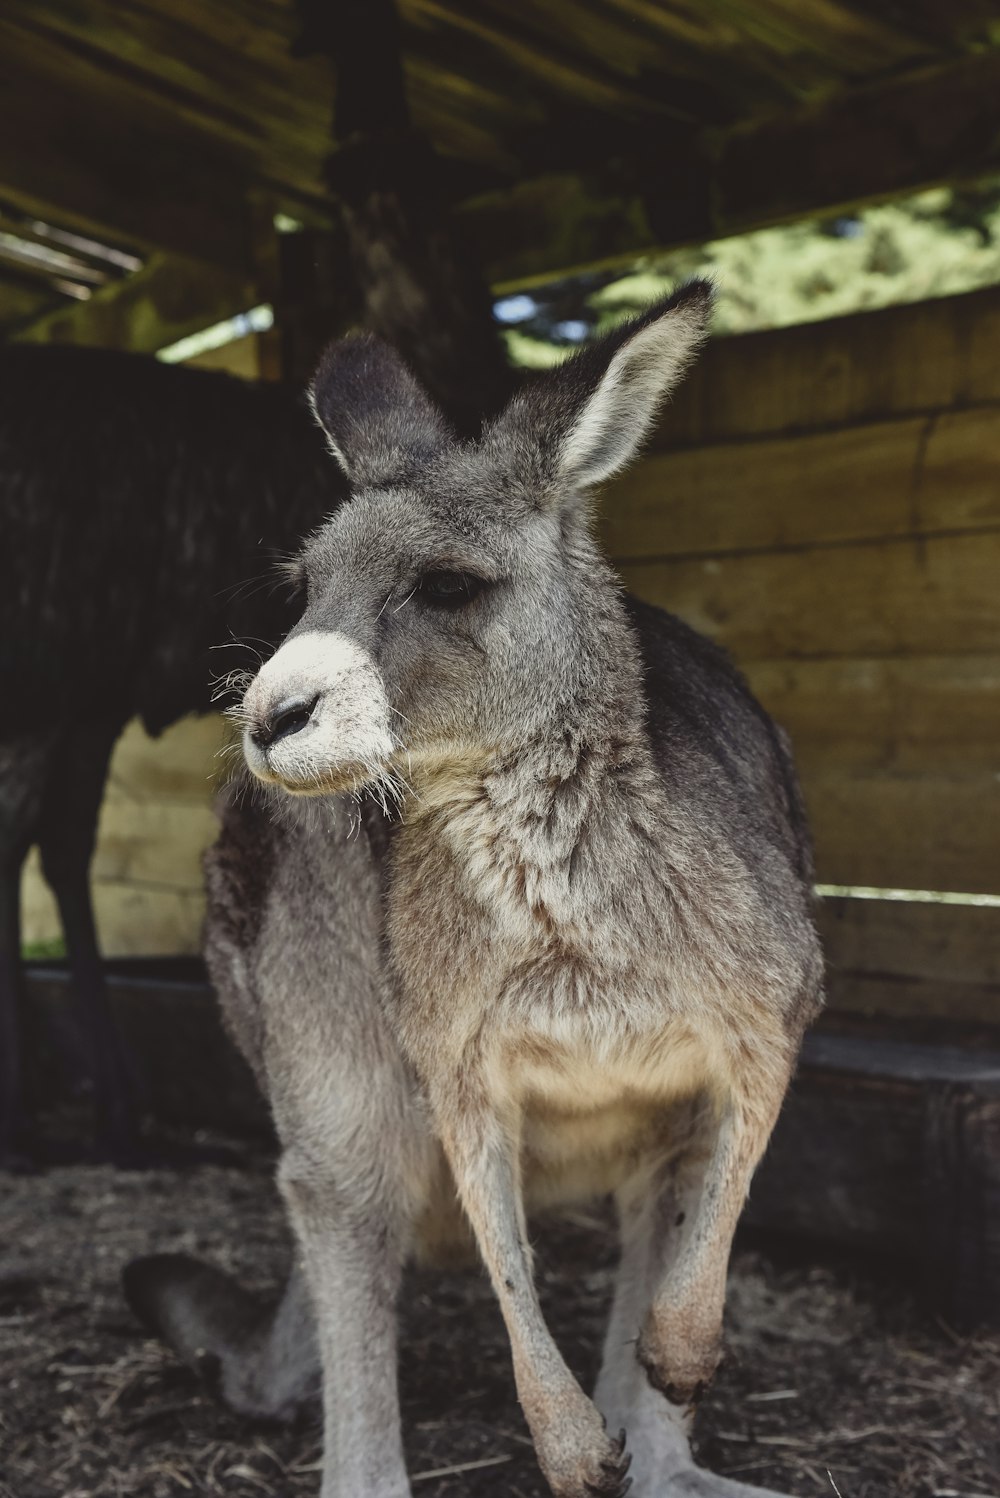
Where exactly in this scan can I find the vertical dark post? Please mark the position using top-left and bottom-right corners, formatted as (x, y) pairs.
(271, 219), (361, 390)
(292, 0), (514, 434)
(0, 846), (29, 1165)
(921, 1081), (1000, 1328)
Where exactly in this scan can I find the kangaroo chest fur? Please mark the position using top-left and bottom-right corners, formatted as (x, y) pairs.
(384, 746), (795, 1210)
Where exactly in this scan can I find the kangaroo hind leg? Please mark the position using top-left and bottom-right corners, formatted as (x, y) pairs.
(596, 1090), (797, 1498)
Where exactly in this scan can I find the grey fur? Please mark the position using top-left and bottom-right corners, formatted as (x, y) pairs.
(126, 285), (822, 1498)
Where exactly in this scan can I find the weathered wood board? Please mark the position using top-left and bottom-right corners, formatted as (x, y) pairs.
(804, 776), (998, 897)
(819, 897), (1000, 1024)
(619, 531), (999, 659)
(14, 253), (258, 359)
(604, 406), (1000, 559)
(745, 657), (1000, 776)
(602, 287), (1000, 901)
(650, 282), (1000, 449)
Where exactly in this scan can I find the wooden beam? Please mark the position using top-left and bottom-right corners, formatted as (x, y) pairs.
(459, 49), (1000, 288)
(11, 252), (257, 355)
(0, 19), (256, 272)
(819, 898), (1000, 1025)
(604, 405), (1000, 562)
(749, 1023), (1000, 1329)
(2, 14), (997, 293)
(651, 283), (1000, 450)
(716, 51), (1000, 237)
(0, 270), (63, 334)
(0, 0), (332, 195)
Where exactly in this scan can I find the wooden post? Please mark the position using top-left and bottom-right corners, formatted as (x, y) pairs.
(289, 0), (514, 431)
(922, 1081), (1000, 1329)
(274, 221), (362, 389)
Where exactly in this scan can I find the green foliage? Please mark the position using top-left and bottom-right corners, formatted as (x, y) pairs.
(504, 179), (1000, 364)
(21, 936), (67, 961)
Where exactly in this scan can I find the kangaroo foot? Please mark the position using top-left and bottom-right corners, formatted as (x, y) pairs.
(123, 1255), (275, 1418)
(662, 1471), (797, 1497)
(637, 1311), (722, 1412)
(584, 1428), (633, 1497)
(532, 1402), (633, 1498)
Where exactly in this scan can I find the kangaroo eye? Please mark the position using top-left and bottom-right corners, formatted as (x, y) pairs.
(418, 570), (487, 609)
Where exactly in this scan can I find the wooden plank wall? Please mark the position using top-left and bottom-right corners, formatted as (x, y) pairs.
(604, 282), (1000, 1024)
(21, 292), (1000, 1025)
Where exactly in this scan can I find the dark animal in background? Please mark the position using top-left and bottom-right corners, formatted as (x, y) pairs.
(0, 0), (514, 1169)
(0, 346), (340, 1163)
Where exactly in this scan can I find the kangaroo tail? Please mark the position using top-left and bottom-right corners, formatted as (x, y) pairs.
(123, 1254), (318, 1422)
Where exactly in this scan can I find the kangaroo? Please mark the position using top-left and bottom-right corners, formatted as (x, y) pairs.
(125, 282), (823, 1498)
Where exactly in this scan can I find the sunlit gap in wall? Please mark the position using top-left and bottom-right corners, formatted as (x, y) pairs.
(496, 171), (1000, 367)
(0, 202), (143, 306)
(816, 885), (1000, 907)
(156, 305), (274, 365)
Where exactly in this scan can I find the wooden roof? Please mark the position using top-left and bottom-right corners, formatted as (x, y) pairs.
(3, 0), (1000, 340)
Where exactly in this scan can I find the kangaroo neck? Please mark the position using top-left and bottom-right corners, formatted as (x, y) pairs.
(398, 683), (661, 919)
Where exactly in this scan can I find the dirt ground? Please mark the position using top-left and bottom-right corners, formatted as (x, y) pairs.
(2, 1129), (998, 1498)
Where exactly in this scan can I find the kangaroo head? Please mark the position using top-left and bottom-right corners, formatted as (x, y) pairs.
(240, 282), (712, 798)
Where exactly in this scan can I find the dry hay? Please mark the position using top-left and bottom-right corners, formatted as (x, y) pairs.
(1, 1141), (997, 1498)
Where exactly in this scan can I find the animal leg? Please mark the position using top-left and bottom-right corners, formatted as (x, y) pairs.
(0, 733), (54, 1167)
(0, 840), (31, 1167)
(36, 720), (136, 1158)
(123, 1253), (319, 1421)
(432, 1081), (632, 1498)
(278, 1139), (413, 1498)
(636, 1082), (788, 1413)
(268, 993), (421, 1498)
(596, 1166), (794, 1498)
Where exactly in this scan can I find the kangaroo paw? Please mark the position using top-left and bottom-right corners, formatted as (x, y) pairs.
(584, 1428), (633, 1496)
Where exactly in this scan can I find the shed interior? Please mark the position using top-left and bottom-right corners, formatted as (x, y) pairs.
(8, 0), (999, 1033)
(3, 0), (1000, 1333)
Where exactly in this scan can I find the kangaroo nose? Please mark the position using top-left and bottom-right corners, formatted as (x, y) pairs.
(251, 694), (320, 750)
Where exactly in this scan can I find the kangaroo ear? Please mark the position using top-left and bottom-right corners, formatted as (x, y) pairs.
(494, 282), (712, 497)
(308, 333), (454, 487)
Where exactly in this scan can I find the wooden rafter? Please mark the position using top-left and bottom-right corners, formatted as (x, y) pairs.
(461, 48), (1000, 286)
(2, 4), (1000, 307)
(12, 252), (258, 355)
